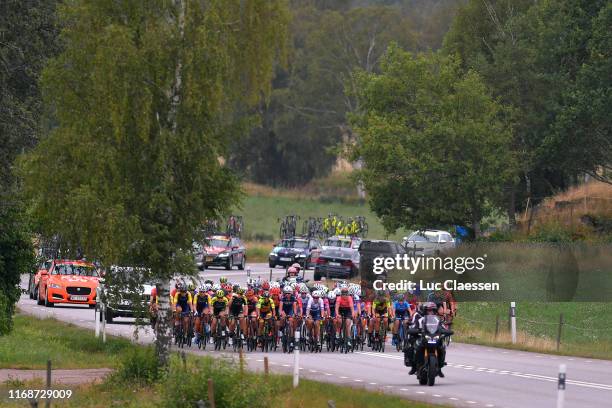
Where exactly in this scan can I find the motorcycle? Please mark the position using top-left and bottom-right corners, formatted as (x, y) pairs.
(407, 314), (453, 386)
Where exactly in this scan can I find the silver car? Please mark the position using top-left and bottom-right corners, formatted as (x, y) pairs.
(402, 230), (455, 256)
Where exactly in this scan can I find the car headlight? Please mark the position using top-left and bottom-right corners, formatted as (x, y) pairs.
(269, 253), (277, 257)
(296, 254), (306, 258)
(218, 252), (229, 257)
(49, 283), (62, 289)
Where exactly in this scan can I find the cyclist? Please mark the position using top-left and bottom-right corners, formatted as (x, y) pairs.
(279, 285), (300, 348)
(149, 286), (159, 330)
(256, 291), (276, 344)
(334, 286), (355, 347)
(369, 291), (392, 345)
(392, 293), (411, 347)
(172, 283), (193, 337)
(298, 285), (311, 316)
(227, 288), (248, 346)
(209, 289), (229, 344)
(245, 288), (259, 339)
(192, 285), (211, 345)
(306, 290), (325, 348)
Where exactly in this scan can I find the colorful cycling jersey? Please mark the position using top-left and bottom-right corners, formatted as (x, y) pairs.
(173, 291), (192, 309)
(336, 294), (353, 309)
(193, 292), (210, 313)
(372, 299), (390, 314)
(307, 297), (324, 313)
(328, 299), (336, 317)
(247, 296), (258, 314)
(280, 294), (297, 315)
(299, 294), (311, 315)
(210, 296), (228, 314)
(229, 294), (247, 315)
(352, 294), (360, 313)
(257, 297), (275, 314)
(394, 300), (410, 317)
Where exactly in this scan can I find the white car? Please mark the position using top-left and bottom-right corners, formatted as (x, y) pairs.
(402, 230), (455, 256)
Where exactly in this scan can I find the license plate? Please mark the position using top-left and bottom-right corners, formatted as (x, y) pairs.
(329, 262), (341, 266)
(427, 340), (437, 344)
(280, 257), (292, 261)
(206, 256), (214, 262)
(70, 295), (88, 301)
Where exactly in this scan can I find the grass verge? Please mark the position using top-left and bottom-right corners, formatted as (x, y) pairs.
(454, 302), (612, 360)
(1, 314), (443, 408)
(0, 313), (138, 369)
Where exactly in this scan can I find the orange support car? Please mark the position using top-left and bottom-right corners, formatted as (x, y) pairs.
(37, 260), (100, 307)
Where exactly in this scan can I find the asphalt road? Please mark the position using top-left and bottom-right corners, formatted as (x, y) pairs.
(18, 263), (612, 408)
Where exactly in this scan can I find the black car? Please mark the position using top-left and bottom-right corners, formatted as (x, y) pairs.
(194, 235), (246, 270)
(268, 237), (321, 269)
(313, 247), (359, 281)
(358, 239), (407, 284)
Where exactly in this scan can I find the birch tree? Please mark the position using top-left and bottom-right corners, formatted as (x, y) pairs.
(19, 0), (288, 366)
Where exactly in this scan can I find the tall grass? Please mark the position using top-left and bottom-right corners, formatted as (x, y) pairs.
(0, 314), (135, 369)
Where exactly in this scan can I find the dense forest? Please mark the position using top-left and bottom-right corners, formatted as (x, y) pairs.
(228, 0), (464, 186)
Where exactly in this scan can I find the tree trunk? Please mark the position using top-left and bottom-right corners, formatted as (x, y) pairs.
(506, 184), (516, 229)
(155, 280), (172, 369)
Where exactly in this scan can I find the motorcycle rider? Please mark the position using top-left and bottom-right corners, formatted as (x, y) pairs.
(410, 301), (449, 378)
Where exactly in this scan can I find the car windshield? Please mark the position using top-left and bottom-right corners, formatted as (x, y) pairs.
(407, 232), (437, 242)
(52, 264), (98, 277)
(206, 239), (229, 247)
(324, 238), (352, 248)
(281, 240), (308, 249)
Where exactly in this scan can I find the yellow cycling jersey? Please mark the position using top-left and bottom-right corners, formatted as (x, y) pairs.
(210, 296), (229, 310)
(173, 291), (193, 305)
(372, 300), (391, 314)
(193, 292), (211, 305)
(256, 297), (275, 313)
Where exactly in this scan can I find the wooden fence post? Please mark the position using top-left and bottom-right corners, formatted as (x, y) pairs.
(207, 378), (215, 408)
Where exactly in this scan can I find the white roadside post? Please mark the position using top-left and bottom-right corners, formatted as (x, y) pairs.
(95, 284), (100, 338)
(293, 330), (300, 388)
(557, 364), (566, 408)
(100, 281), (106, 343)
(510, 301), (517, 344)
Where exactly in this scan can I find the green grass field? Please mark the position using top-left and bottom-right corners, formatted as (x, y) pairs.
(0, 314), (137, 369)
(454, 302), (612, 360)
(234, 195), (410, 242)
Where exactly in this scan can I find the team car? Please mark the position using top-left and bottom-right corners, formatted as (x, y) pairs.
(36, 259), (100, 307)
(194, 235), (246, 270)
(268, 237), (321, 269)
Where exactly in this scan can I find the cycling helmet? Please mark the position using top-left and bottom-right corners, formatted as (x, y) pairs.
(270, 281), (281, 288)
(216, 290), (225, 298)
(262, 291), (270, 298)
(327, 291), (336, 300)
(204, 283), (212, 291)
(233, 284), (240, 292)
(236, 288), (245, 295)
(219, 276), (228, 284)
(270, 287), (281, 296)
(283, 286), (293, 294)
(176, 282), (186, 291)
(262, 281), (270, 290)
(212, 283), (221, 291)
(188, 283), (195, 291)
(340, 286), (349, 294)
(204, 279), (214, 285)
(299, 286), (309, 294)
(312, 290), (321, 298)
(395, 293), (404, 302)
(246, 289), (254, 297)
(287, 266), (298, 276)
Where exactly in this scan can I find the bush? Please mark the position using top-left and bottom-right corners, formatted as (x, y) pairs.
(113, 346), (161, 385)
(161, 357), (274, 408)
